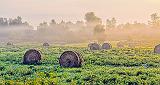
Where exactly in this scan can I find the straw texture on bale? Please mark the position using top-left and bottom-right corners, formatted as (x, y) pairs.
(59, 51), (83, 67)
(102, 43), (112, 50)
(88, 43), (100, 50)
(23, 49), (41, 64)
(154, 44), (160, 54)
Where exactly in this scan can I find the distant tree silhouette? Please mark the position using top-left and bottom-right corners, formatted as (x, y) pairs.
(0, 16), (31, 27)
(94, 24), (105, 34)
(9, 16), (23, 26)
(149, 13), (160, 28)
(0, 18), (8, 26)
(85, 12), (102, 28)
(106, 18), (117, 29)
(37, 22), (48, 31)
(50, 19), (56, 25)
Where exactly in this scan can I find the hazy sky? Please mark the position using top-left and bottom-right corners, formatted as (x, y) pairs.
(0, 0), (160, 27)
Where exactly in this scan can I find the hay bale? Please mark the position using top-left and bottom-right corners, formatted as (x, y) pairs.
(88, 43), (100, 50)
(59, 51), (83, 67)
(154, 44), (160, 54)
(7, 42), (13, 46)
(43, 43), (50, 47)
(23, 49), (41, 64)
(102, 43), (112, 50)
(117, 42), (124, 48)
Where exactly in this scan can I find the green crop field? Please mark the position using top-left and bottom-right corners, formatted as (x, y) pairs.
(0, 44), (160, 85)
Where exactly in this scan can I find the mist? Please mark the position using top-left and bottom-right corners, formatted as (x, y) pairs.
(0, 12), (160, 45)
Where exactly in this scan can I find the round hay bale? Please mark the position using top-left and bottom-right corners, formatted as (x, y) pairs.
(7, 42), (13, 46)
(154, 44), (160, 54)
(102, 43), (112, 50)
(88, 43), (100, 50)
(43, 43), (50, 47)
(23, 49), (41, 64)
(117, 42), (124, 48)
(59, 51), (83, 67)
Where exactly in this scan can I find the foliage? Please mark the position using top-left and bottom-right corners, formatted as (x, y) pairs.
(0, 45), (160, 85)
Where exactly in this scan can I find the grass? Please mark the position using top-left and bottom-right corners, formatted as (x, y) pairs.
(0, 44), (160, 85)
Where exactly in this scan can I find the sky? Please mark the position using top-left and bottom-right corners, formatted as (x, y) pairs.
(0, 0), (160, 27)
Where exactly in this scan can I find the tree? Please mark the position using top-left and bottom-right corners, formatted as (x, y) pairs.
(3, 18), (8, 26)
(50, 19), (56, 25)
(17, 16), (22, 24)
(8, 16), (23, 26)
(37, 22), (48, 31)
(0, 18), (5, 26)
(106, 18), (117, 29)
(94, 24), (105, 34)
(0, 18), (8, 26)
(85, 12), (102, 28)
(148, 13), (160, 28)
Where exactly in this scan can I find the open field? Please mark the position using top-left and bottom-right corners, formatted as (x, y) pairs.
(0, 44), (160, 85)
(1, 0), (160, 85)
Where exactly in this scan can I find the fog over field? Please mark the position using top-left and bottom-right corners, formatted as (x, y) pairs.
(1, 1), (160, 84)
(0, 0), (160, 44)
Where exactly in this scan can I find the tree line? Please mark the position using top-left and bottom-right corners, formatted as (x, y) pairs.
(0, 12), (160, 43)
(0, 16), (32, 28)
(1, 12), (160, 31)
